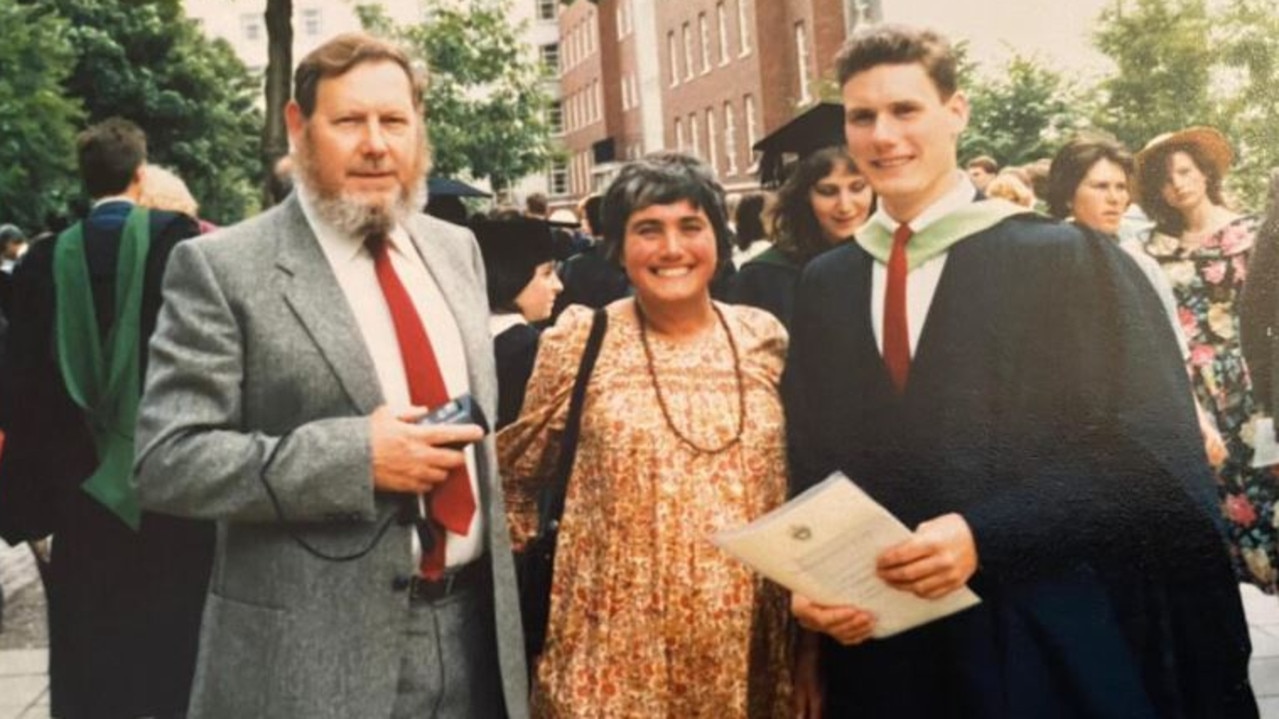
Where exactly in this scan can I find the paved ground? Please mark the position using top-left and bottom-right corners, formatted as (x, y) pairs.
(4, 538), (1279, 717)
(0, 541), (45, 719)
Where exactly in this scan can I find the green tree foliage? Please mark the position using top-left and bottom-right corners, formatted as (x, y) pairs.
(0, 0), (83, 230)
(1213, 0), (1279, 206)
(1092, 0), (1279, 207)
(1092, 0), (1216, 151)
(959, 52), (1093, 167)
(21, 0), (262, 224)
(359, 0), (556, 191)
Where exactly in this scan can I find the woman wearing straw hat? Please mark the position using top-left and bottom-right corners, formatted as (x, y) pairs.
(1136, 126), (1278, 592)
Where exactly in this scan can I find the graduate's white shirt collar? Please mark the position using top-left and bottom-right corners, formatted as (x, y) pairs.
(870, 171), (977, 234)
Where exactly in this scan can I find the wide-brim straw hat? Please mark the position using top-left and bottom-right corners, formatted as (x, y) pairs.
(1133, 126), (1233, 212)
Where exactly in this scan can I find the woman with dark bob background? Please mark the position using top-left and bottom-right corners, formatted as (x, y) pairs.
(499, 152), (809, 717)
(730, 191), (773, 267)
(472, 216), (563, 429)
(1047, 133), (1228, 470)
(728, 146), (873, 328)
(1135, 127), (1278, 592)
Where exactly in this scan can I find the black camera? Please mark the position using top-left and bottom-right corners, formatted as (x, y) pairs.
(417, 393), (490, 448)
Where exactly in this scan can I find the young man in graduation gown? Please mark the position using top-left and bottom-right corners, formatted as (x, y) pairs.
(0, 118), (211, 718)
(783, 24), (1256, 718)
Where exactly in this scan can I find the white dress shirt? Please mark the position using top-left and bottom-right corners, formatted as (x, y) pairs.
(867, 172), (977, 357)
(299, 192), (484, 567)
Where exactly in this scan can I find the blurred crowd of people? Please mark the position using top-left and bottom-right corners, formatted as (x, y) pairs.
(1, 20), (1278, 719)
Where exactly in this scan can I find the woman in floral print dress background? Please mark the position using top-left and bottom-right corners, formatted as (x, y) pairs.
(1136, 126), (1278, 592)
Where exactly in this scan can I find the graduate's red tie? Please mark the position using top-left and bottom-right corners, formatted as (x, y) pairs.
(883, 223), (912, 393)
(367, 234), (476, 579)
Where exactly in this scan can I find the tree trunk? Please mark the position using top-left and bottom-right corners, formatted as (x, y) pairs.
(262, 0), (293, 207)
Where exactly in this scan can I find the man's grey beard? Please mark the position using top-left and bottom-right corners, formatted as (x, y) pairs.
(294, 140), (427, 238)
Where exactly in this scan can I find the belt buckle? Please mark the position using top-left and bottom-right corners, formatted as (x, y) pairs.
(439, 570), (460, 597)
(411, 564), (466, 603)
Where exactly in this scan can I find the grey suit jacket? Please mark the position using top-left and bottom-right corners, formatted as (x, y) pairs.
(134, 195), (528, 718)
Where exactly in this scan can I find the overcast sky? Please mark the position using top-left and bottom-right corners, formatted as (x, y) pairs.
(882, 0), (1116, 77)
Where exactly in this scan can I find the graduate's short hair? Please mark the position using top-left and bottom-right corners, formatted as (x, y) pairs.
(835, 24), (958, 100)
(600, 152), (732, 268)
(1047, 134), (1134, 220)
(77, 117), (147, 199)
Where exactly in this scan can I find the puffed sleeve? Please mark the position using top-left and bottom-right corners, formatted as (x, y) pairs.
(497, 304), (597, 547)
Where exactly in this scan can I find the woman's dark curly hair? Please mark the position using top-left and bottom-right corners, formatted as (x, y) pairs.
(1137, 142), (1226, 237)
(771, 147), (864, 264)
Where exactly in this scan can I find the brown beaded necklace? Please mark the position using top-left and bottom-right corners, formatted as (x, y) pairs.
(635, 300), (746, 455)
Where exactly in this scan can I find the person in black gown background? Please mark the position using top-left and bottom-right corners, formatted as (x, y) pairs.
(474, 216), (564, 428)
(728, 147), (874, 328)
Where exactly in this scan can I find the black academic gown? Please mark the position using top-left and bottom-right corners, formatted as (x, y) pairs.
(551, 245), (630, 321)
(493, 321), (542, 430)
(783, 215), (1255, 718)
(725, 246), (802, 329)
(0, 201), (214, 719)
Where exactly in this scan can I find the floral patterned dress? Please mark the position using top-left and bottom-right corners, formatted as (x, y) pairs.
(499, 302), (793, 718)
(1144, 215), (1279, 592)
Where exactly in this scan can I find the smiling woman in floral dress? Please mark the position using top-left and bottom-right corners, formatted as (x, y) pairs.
(499, 152), (804, 718)
(1136, 126), (1277, 592)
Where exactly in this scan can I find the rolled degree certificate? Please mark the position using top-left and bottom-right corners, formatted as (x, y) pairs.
(711, 472), (980, 638)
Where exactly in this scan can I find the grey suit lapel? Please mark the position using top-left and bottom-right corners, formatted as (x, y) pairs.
(274, 197), (384, 415)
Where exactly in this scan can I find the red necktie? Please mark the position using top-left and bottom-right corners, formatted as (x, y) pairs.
(367, 234), (476, 579)
(883, 223), (912, 393)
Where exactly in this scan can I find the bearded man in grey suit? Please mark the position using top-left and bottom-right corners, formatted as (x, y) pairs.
(134, 32), (528, 718)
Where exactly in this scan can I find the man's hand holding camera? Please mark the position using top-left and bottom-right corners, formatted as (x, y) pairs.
(369, 405), (483, 494)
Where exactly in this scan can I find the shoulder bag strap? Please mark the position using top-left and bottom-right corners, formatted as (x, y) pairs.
(539, 308), (608, 533)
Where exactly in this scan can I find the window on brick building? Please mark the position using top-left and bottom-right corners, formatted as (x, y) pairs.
(699, 13), (711, 74)
(706, 107), (718, 173)
(548, 100), (564, 135)
(540, 43), (560, 74)
(536, 0), (556, 21)
(682, 23), (694, 80)
(723, 101), (738, 174)
(796, 21), (812, 104)
(738, 0), (752, 56)
(744, 94), (758, 151)
(549, 159), (569, 196)
(717, 2), (731, 64)
(668, 31), (680, 86)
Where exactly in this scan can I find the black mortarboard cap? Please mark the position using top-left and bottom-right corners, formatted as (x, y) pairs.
(752, 102), (845, 188)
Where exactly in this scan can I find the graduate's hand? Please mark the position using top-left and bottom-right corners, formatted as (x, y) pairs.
(791, 593), (875, 646)
(792, 629), (825, 719)
(877, 513), (978, 599)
